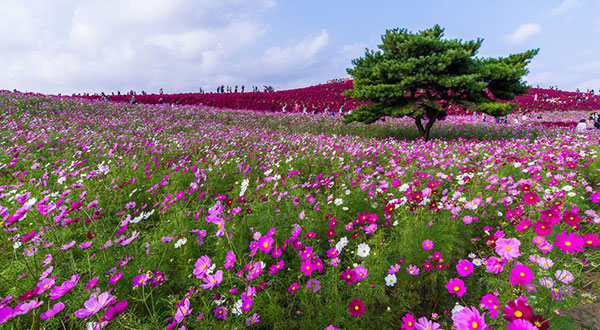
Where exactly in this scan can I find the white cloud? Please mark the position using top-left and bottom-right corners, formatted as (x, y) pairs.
(0, 0), (277, 94)
(505, 23), (541, 44)
(549, 0), (583, 16)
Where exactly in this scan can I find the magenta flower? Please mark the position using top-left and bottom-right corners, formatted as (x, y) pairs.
(103, 300), (128, 321)
(422, 239), (434, 250)
(340, 269), (358, 284)
(354, 265), (368, 280)
(78, 241), (93, 249)
(258, 236), (274, 253)
(401, 313), (417, 329)
(495, 237), (521, 260)
(506, 319), (539, 330)
(241, 298), (253, 312)
(132, 274), (149, 287)
(13, 299), (43, 316)
(61, 241), (76, 250)
(510, 264), (534, 286)
(589, 191), (600, 203)
(480, 293), (499, 319)
(174, 298), (192, 324)
(288, 282), (299, 293)
(108, 272), (123, 285)
(224, 251), (236, 269)
(305, 278), (321, 293)
(523, 191), (540, 205)
(452, 306), (487, 330)
(40, 302), (65, 320)
(299, 246), (314, 260)
(74, 292), (114, 318)
(582, 233), (599, 247)
(85, 277), (99, 290)
(445, 278), (466, 297)
(200, 270), (223, 290)
(213, 306), (227, 319)
(300, 259), (314, 276)
(502, 296), (533, 322)
(553, 230), (585, 254)
(49, 274), (79, 300)
(456, 259), (474, 277)
(348, 298), (365, 318)
(193, 256), (211, 279)
(0, 305), (14, 323)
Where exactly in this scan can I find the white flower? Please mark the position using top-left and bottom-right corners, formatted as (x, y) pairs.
(345, 190), (351, 195)
(231, 299), (243, 315)
(13, 241), (22, 249)
(385, 274), (397, 287)
(174, 238), (187, 248)
(468, 253), (476, 259)
(473, 259), (483, 266)
(357, 243), (370, 258)
(334, 198), (343, 206)
(335, 237), (348, 252)
(392, 220), (398, 227)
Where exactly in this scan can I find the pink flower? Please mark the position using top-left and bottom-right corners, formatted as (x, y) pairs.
(40, 302), (65, 320)
(445, 278), (466, 297)
(495, 237), (521, 260)
(61, 241), (76, 250)
(108, 272), (123, 285)
(340, 269), (358, 284)
(451, 306), (487, 330)
(456, 259), (474, 277)
(589, 191), (600, 203)
(407, 265), (420, 276)
(507, 319), (539, 330)
(354, 265), (368, 280)
(36, 276), (56, 294)
(74, 292), (114, 318)
(553, 230), (585, 254)
(174, 298), (192, 324)
(78, 241), (93, 249)
(415, 317), (441, 330)
(200, 270), (223, 290)
(193, 256), (211, 279)
(224, 251), (236, 269)
(510, 264), (534, 286)
(49, 274), (80, 300)
(502, 296), (533, 322)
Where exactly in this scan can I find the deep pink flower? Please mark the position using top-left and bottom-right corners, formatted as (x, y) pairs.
(502, 296), (533, 322)
(288, 282), (299, 293)
(456, 259), (474, 277)
(108, 272), (123, 285)
(401, 313), (417, 329)
(213, 306), (227, 319)
(340, 269), (358, 284)
(506, 319), (539, 330)
(132, 274), (149, 287)
(553, 230), (585, 254)
(258, 236), (274, 253)
(523, 191), (540, 205)
(445, 278), (466, 297)
(422, 239), (434, 250)
(589, 191), (600, 203)
(510, 264), (534, 286)
(480, 293), (499, 319)
(348, 298), (365, 318)
(452, 306), (487, 330)
(103, 300), (128, 321)
(85, 277), (98, 290)
(485, 257), (504, 274)
(300, 259), (314, 276)
(582, 233), (600, 247)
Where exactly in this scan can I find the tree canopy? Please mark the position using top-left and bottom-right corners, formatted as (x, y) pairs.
(343, 25), (539, 140)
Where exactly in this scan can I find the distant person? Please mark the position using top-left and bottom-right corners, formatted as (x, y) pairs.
(130, 95), (136, 104)
(575, 119), (587, 133)
(241, 85), (245, 93)
(159, 88), (164, 95)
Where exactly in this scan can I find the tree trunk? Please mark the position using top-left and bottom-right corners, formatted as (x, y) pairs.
(415, 115), (425, 137)
(423, 116), (437, 141)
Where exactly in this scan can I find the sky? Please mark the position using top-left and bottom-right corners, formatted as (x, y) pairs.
(1, 0), (600, 95)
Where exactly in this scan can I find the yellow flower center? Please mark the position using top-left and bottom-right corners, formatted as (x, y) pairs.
(263, 242), (269, 248)
(515, 310), (523, 318)
(453, 286), (460, 292)
(472, 321), (478, 329)
(505, 246), (511, 251)
(354, 306), (359, 310)
(565, 241), (571, 246)
(520, 272), (525, 277)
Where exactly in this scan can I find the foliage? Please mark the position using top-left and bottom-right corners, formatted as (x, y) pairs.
(343, 25), (539, 140)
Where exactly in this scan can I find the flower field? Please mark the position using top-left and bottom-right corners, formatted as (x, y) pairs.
(1, 90), (599, 329)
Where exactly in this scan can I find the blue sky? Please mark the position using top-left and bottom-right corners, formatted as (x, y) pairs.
(1, 0), (599, 94)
